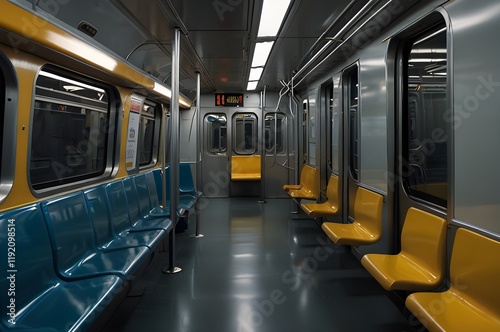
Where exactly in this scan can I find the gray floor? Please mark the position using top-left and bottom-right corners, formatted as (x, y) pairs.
(108, 198), (417, 332)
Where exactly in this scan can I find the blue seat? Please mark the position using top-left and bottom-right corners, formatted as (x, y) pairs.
(135, 172), (174, 218)
(157, 166), (198, 212)
(134, 173), (158, 218)
(179, 163), (202, 198)
(84, 185), (164, 251)
(151, 168), (164, 204)
(0, 204), (126, 331)
(146, 170), (174, 217)
(110, 179), (172, 232)
(41, 192), (150, 280)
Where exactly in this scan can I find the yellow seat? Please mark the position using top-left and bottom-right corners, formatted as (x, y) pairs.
(361, 208), (446, 291)
(300, 175), (339, 218)
(405, 228), (500, 332)
(283, 164), (319, 200)
(231, 155), (261, 181)
(321, 187), (383, 246)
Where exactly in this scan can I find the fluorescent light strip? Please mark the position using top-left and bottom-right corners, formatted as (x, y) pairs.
(408, 58), (447, 63)
(257, 0), (291, 37)
(153, 82), (172, 98)
(249, 67), (264, 81)
(153, 82), (192, 108)
(414, 27), (446, 45)
(410, 48), (447, 54)
(247, 0), (290, 90)
(247, 81), (258, 90)
(39, 71), (106, 93)
(251, 41), (274, 67)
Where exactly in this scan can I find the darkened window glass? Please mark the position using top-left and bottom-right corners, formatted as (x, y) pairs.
(265, 113), (286, 155)
(206, 114), (227, 153)
(233, 113), (257, 155)
(302, 100), (308, 163)
(326, 83), (334, 170)
(344, 66), (359, 181)
(30, 69), (110, 189)
(404, 23), (447, 207)
(139, 101), (158, 166)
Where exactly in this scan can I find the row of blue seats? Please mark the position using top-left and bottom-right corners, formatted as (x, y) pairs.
(152, 163), (202, 211)
(0, 166), (200, 331)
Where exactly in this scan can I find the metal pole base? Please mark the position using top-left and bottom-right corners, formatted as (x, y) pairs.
(257, 200), (267, 204)
(162, 266), (182, 274)
(291, 211), (300, 214)
(190, 234), (205, 238)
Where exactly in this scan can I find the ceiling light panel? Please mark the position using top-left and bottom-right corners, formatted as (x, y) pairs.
(249, 67), (264, 81)
(251, 41), (274, 67)
(257, 0), (291, 37)
(247, 81), (258, 90)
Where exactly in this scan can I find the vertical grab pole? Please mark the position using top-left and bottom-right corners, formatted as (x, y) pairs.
(258, 86), (267, 204)
(163, 27), (182, 274)
(192, 71), (204, 237)
(161, 104), (168, 213)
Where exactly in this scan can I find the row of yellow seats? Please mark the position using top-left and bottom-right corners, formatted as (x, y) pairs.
(308, 179), (499, 331)
(285, 170), (380, 245)
(284, 168), (500, 331)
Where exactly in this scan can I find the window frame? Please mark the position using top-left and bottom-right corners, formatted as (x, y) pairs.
(399, 18), (448, 208)
(0, 52), (18, 203)
(29, 65), (119, 194)
(343, 63), (360, 182)
(205, 113), (228, 155)
(138, 99), (161, 169)
(264, 112), (287, 155)
(232, 112), (258, 155)
(325, 82), (334, 172)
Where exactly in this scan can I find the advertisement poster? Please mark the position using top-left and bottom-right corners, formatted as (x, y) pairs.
(126, 97), (142, 169)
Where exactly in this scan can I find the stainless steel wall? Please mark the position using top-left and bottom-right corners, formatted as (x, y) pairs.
(446, 0), (500, 237)
(359, 44), (389, 194)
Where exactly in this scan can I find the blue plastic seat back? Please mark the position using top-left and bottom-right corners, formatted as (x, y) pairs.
(84, 186), (115, 247)
(179, 163), (196, 193)
(0, 204), (58, 325)
(152, 167), (166, 202)
(105, 181), (133, 234)
(123, 177), (142, 221)
(41, 192), (96, 276)
(146, 171), (161, 207)
(134, 173), (153, 217)
(152, 167), (176, 203)
(164, 166), (172, 200)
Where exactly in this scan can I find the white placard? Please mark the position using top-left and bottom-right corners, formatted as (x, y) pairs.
(126, 111), (141, 170)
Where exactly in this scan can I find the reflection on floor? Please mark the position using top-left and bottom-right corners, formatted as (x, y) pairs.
(107, 198), (417, 332)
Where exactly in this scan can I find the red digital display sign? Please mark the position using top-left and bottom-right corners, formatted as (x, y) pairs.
(215, 93), (244, 107)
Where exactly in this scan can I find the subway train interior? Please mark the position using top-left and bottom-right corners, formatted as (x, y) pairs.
(1, 0), (500, 331)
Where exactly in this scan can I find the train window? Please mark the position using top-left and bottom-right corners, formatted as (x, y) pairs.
(302, 100), (308, 163)
(233, 113), (257, 155)
(403, 22), (448, 207)
(138, 101), (160, 167)
(0, 53), (17, 203)
(265, 113), (286, 155)
(307, 95), (317, 166)
(344, 65), (359, 181)
(326, 82), (334, 171)
(30, 68), (113, 190)
(205, 114), (227, 154)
